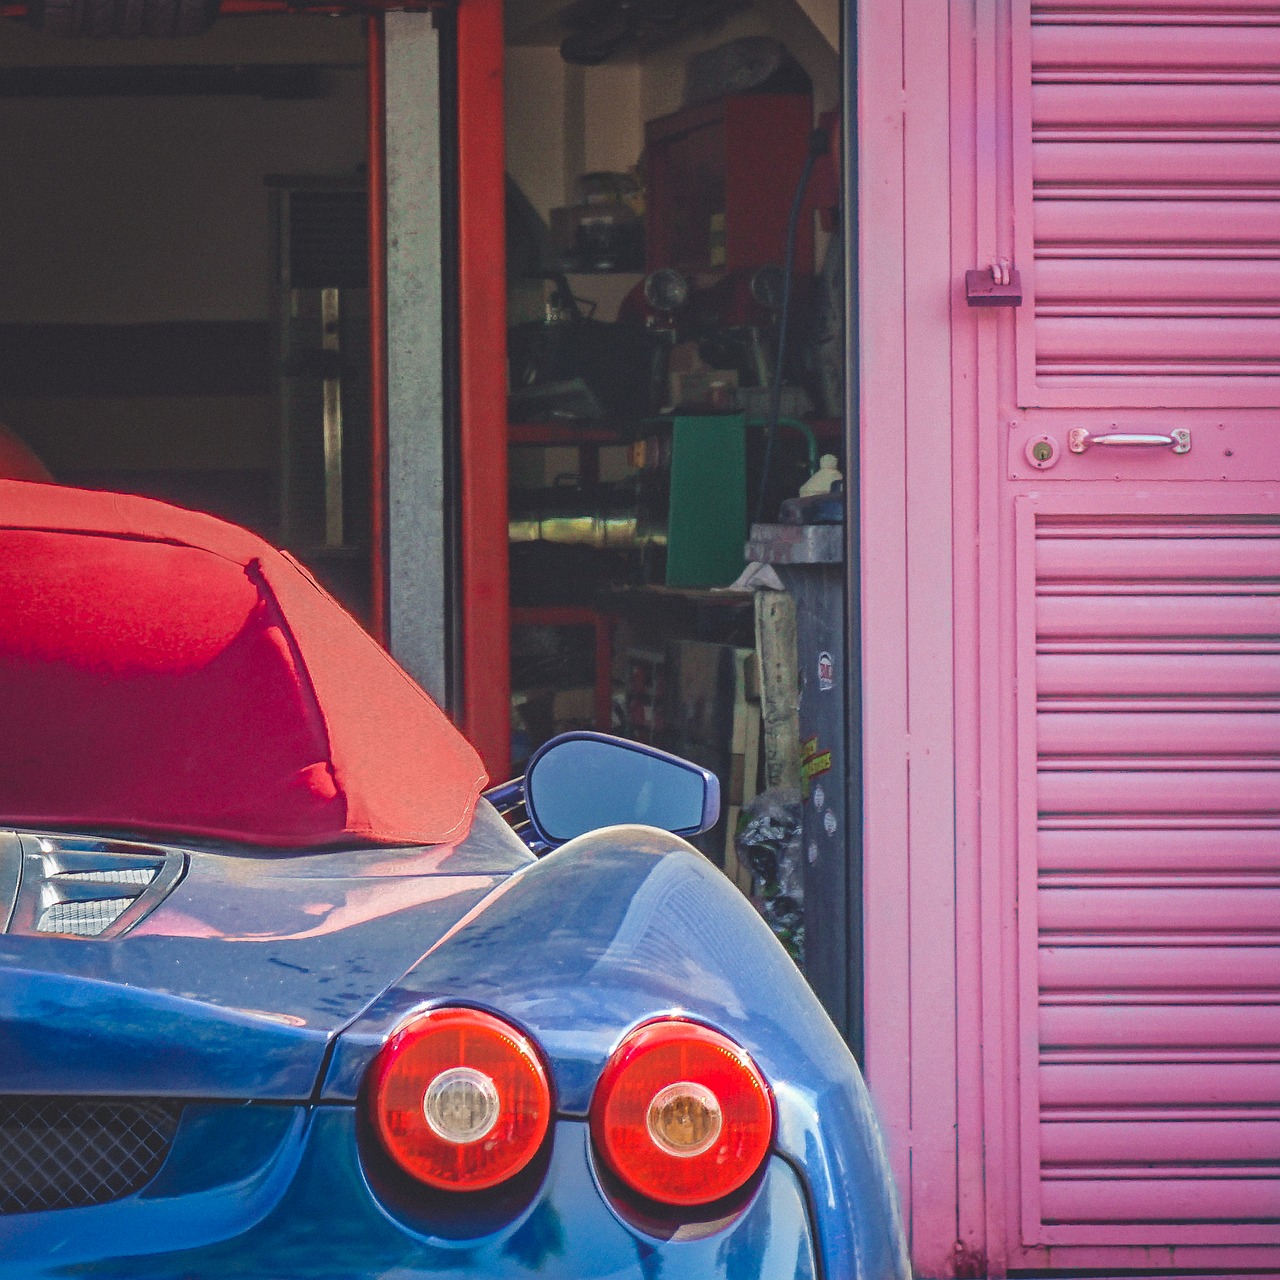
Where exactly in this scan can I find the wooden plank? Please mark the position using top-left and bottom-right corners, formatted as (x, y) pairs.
(724, 646), (762, 885)
(754, 590), (801, 792)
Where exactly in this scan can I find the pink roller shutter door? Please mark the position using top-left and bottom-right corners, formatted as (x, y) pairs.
(857, 1), (1280, 1271)
(973, 0), (1278, 1271)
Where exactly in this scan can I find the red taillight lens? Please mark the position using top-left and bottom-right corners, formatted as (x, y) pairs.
(589, 1020), (774, 1207)
(367, 1007), (552, 1192)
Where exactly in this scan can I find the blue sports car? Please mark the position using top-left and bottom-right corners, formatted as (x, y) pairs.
(0, 480), (908, 1279)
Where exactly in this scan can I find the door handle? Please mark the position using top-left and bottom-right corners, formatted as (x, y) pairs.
(1068, 428), (1191, 455)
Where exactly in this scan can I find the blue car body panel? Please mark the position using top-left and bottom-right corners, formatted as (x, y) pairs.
(0, 814), (908, 1279)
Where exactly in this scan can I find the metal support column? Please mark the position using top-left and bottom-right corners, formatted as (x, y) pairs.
(384, 12), (449, 702)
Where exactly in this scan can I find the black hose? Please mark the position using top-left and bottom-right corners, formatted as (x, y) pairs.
(753, 126), (830, 525)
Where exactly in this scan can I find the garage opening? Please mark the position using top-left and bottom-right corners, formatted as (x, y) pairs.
(501, 0), (854, 1039)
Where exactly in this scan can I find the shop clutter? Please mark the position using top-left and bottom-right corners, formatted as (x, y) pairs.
(507, 32), (846, 999)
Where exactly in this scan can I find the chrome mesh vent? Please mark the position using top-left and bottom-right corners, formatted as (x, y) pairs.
(62, 869), (156, 886)
(37, 896), (138, 937)
(0, 1098), (181, 1214)
(4, 835), (184, 939)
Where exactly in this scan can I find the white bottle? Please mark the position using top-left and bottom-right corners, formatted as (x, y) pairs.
(798, 454), (842, 497)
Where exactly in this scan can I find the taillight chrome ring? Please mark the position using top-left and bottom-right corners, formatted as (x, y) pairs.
(646, 1080), (723, 1157)
(422, 1065), (502, 1143)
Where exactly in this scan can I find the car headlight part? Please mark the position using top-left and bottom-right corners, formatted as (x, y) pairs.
(589, 1019), (774, 1206)
(367, 1006), (552, 1191)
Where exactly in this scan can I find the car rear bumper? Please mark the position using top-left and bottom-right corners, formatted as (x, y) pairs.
(0, 1106), (821, 1279)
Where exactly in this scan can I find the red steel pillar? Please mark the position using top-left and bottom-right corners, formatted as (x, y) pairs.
(366, 14), (389, 647)
(455, 0), (510, 780)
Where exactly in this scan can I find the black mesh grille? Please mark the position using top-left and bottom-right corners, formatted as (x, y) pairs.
(0, 1099), (181, 1213)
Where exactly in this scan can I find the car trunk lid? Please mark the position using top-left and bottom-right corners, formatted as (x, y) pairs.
(0, 814), (528, 1099)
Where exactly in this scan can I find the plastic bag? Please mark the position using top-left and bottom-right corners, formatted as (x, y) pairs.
(734, 788), (804, 964)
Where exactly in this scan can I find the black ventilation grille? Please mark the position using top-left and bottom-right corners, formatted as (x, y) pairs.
(0, 1098), (181, 1214)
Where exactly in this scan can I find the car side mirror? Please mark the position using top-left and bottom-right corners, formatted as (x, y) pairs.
(523, 731), (720, 847)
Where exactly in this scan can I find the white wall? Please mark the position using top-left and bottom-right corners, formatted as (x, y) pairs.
(505, 45), (642, 225)
(505, 44), (570, 220)
(581, 61), (643, 175)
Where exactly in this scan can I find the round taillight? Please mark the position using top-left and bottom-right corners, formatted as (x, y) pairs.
(589, 1020), (774, 1206)
(367, 1007), (552, 1192)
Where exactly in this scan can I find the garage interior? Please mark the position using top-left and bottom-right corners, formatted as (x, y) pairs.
(0, 17), (374, 606)
(0, 0), (851, 1033)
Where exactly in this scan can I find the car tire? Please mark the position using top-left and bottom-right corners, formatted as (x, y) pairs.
(28, 0), (219, 38)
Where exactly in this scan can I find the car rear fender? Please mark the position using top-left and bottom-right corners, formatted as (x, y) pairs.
(324, 825), (910, 1280)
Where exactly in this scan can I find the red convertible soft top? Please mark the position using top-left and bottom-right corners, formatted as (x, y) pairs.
(0, 480), (487, 847)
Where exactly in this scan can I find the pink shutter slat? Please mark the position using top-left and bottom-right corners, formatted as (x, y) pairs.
(1041, 1177), (1280, 1226)
(1040, 884), (1280, 931)
(1034, 143), (1280, 187)
(1038, 595), (1280, 637)
(1036, 258), (1280, 304)
(1039, 713), (1280, 754)
(1035, 535), (1280, 579)
(1038, 653), (1280, 697)
(1033, 82), (1280, 128)
(1039, 827), (1278, 871)
(1042, 1119), (1280, 1163)
(1042, 1004), (1280, 1050)
(1040, 768), (1279, 812)
(1040, 945), (1280, 991)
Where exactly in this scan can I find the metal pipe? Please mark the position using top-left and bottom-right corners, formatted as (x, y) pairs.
(842, 0), (865, 1062)
(320, 287), (345, 548)
(746, 416), (820, 474)
(366, 14), (389, 645)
